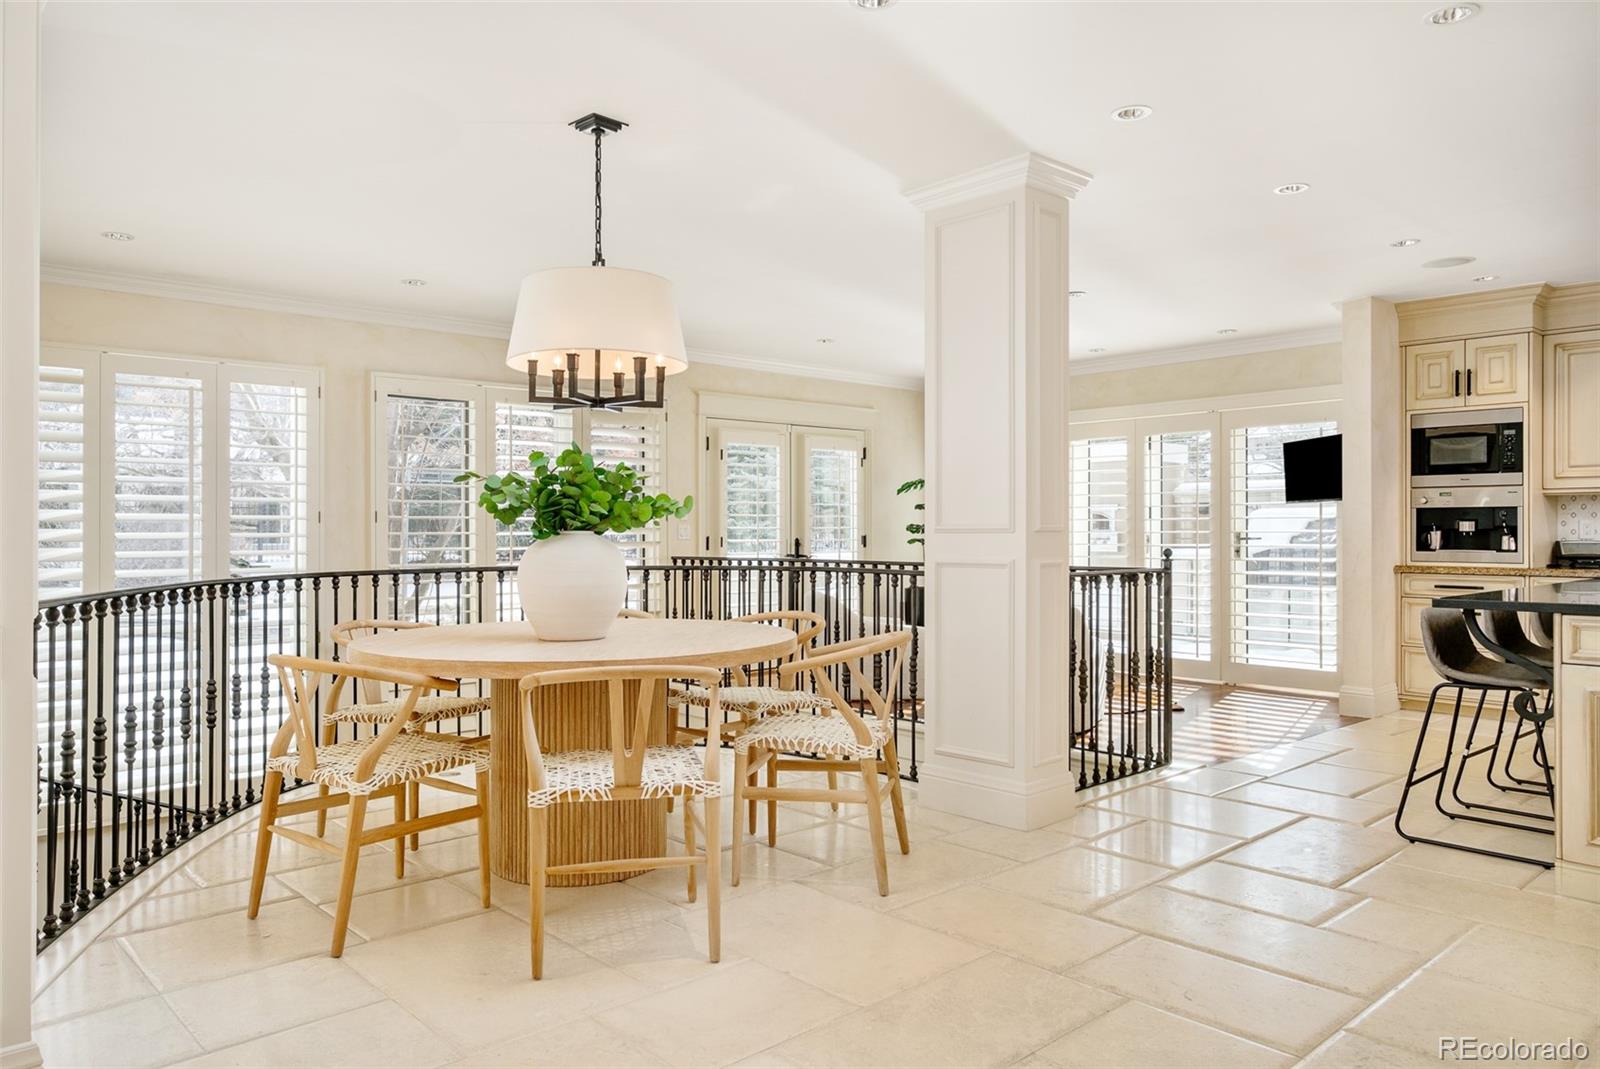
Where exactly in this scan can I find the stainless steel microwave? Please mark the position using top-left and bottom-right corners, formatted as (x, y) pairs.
(1409, 407), (1523, 487)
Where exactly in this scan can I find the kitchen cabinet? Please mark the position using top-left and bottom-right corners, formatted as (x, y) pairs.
(1404, 341), (1464, 411)
(1556, 617), (1600, 871)
(1465, 334), (1528, 403)
(1542, 329), (1600, 491)
(1404, 334), (1529, 411)
(1396, 572), (1523, 701)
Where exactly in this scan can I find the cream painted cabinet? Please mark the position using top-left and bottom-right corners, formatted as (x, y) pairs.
(1556, 618), (1600, 870)
(1396, 573), (1524, 701)
(1404, 341), (1465, 411)
(1542, 329), (1600, 491)
(1465, 334), (1528, 404)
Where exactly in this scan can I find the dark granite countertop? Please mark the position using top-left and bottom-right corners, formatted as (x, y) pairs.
(1432, 579), (1600, 615)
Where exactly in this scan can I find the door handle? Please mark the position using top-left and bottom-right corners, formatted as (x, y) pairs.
(1454, 369), (1461, 396)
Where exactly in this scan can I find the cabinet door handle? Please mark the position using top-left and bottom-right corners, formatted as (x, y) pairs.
(1435, 583), (1485, 591)
(1454, 369), (1461, 396)
(1466, 368), (1473, 395)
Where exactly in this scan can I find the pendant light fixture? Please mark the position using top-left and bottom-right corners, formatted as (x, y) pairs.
(506, 113), (687, 409)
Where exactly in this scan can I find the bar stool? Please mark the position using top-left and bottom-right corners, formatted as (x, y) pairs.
(1395, 608), (1554, 868)
(1479, 611), (1555, 797)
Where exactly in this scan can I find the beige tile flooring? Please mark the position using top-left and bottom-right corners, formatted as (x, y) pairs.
(33, 702), (1600, 1069)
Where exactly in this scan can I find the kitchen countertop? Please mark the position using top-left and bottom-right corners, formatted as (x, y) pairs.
(1395, 564), (1600, 579)
(1432, 579), (1600, 616)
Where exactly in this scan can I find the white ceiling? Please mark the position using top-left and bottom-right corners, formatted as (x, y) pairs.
(40, 1), (1600, 383)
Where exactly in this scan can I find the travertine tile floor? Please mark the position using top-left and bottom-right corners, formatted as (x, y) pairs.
(33, 704), (1600, 1069)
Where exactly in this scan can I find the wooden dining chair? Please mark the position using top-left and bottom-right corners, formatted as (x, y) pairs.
(667, 610), (827, 828)
(517, 665), (723, 979)
(249, 655), (492, 957)
(730, 630), (911, 896)
(324, 620), (491, 848)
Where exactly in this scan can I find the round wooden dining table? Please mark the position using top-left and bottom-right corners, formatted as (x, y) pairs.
(346, 618), (796, 886)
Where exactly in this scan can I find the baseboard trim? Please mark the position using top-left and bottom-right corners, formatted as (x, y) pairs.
(0, 1041), (42, 1069)
(1339, 683), (1401, 719)
(914, 763), (1078, 830)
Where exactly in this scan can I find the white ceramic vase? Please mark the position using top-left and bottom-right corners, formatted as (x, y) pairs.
(516, 531), (626, 641)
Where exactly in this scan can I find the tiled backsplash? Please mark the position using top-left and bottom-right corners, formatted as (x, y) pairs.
(1556, 494), (1600, 539)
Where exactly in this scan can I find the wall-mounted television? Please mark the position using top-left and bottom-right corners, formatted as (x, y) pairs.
(1283, 434), (1342, 502)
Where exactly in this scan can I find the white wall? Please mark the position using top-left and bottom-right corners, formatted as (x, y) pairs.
(41, 282), (925, 569)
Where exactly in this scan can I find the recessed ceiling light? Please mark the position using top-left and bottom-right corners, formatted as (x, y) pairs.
(816, 337), (836, 344)
(1088, 348), (1107, 354)
(1425, 3), (1479, 25)
(1111, 105), (1153, 123)
(100, 231), (135, 242)
(1390, 238), (1422, 248)
(1472, 274), (1499, 282)
(1068, 290), (1087, 298)
(400, 278), (428, 287)
(1272, 183), (1311, 196)
(852, 0), (894, 8)
(1422, 256), (1476, 269)
(1216, 328), (1238, 335)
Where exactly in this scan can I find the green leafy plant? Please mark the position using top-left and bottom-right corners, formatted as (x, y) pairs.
(896, 477), (924, 546)
(455, 443), (693, 540)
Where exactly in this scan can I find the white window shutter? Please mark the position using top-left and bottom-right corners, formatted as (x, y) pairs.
(38, 363), (92, 596)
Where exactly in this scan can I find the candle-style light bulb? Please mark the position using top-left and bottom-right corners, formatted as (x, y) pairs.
(655, 353), (665, 367)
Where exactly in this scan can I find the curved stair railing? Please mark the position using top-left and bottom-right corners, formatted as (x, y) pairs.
(33, 554), (1168, 949)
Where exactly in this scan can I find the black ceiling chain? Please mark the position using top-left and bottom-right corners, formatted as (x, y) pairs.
(592, 127), (605, 267)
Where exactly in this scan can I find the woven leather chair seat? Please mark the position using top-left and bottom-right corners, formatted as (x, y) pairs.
(526, 745), (722, 808)
(324, 694), (490, 726)
(732, 711), (890, 759)
(267, 734), (489, 796)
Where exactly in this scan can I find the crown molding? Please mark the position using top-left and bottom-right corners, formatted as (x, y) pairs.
(41, 265), (924, 391)
(1068, 324), (1342, 376)
(687, 347), (922, 392)
(905, 152), (1094, 212)
(41, 264), (512, 339)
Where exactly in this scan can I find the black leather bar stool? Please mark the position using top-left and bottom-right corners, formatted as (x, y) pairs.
(1479, 611), (1556, 797)
(1395, 608), (1554, 868)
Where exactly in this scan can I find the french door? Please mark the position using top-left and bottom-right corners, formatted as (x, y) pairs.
(707, 418), (867, 559)
(1222, 405), (1339, 689)
(1070, 400), (1339, 690)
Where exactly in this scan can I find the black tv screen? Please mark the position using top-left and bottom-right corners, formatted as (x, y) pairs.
(1283, 434), (1342, 502)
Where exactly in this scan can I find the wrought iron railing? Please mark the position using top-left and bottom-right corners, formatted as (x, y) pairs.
(1070, 550), (1175, 788)
(30, 558), (924, 949)
(33, 552), (1169, 949)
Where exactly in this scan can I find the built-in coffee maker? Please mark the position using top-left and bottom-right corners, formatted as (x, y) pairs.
(1409, 408), (1524, 564)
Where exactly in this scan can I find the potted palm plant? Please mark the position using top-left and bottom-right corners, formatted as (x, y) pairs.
(897, 477), (925, 626)
(457, 444), (692, 640)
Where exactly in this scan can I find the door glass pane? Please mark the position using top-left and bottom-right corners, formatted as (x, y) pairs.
(112, 371), (204, 587)
(384, 394), (474, 568)
(1070, 436), (1130, 566)
(228, 380), (311, 574)
(722, 441), (782, 557)
(805, 445), (860, 560)
(1229, 422), (1339, 670)
(1145, 429), (1211, 661)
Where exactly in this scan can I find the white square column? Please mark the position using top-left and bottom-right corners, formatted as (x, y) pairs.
(908, 154), (1090, 829)
(1338, 297), (1402, 718)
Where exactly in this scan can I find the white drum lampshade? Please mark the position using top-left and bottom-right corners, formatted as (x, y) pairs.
(505, 266), (688, 381)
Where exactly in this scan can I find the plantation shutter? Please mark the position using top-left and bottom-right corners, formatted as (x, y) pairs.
(590, 411), (668, 568)
(490, 399), (576, 563)
(38, 360), (95, 596)
(382, 392), (477, 569)
(1070, 432), (1132, 567)
(107, 364), (206, 588)
(224, 370), (317, 574)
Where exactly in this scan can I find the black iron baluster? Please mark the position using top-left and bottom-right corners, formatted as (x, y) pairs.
(203, 585), (219, 824)
(41, 606), (61, 939)
(229, 583), (244, 813)
(90, 598), (108, 899)
(177, 587), (194, 839)
(150, 590), (167, 856)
